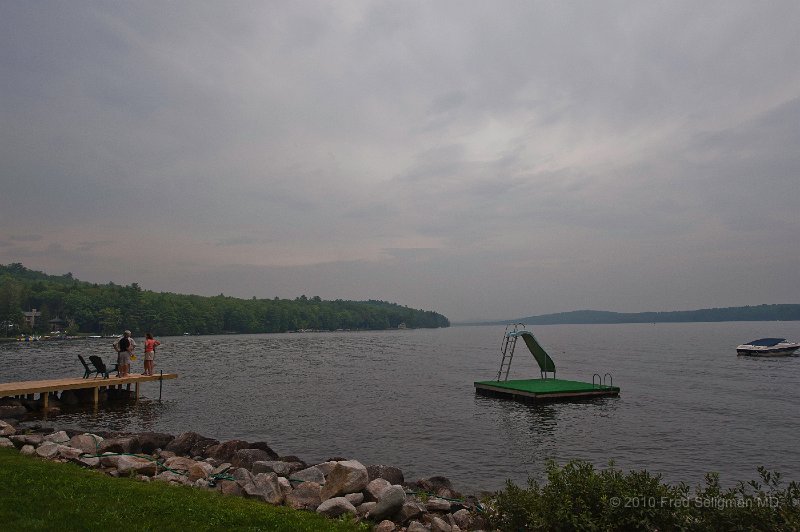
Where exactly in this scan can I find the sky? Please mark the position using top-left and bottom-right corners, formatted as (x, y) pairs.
(1, 1), (799, 322)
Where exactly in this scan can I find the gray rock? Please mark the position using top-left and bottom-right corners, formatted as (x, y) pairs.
(55, 445), (84, 461)
(232, 467), (253, 485)
(68, 434), (103, 454)
(73, 456), (101, 468)
(188, 462), (213, 481)
(20, 444), (36, 456)
(291, 465), (326, 484)
(154, 470), (186, 484)
(252, 460), (294, 476)
(320, 460), (369, 500)
(365, 478), (392, 501)
(99, 436), (139, 454)
(210, 462), (232, 476)
(0, 437), (13, 448)
(369, 485), (406, 521)
(117, 455), (158, 476)
(136, 432), (175, 453)
(357, 501), (377, 517)
(397, 500), (425, 523)
(407, 521), (429, 532)
(10, 434), (43, 448)
(430, 516), (451, 532)
(164, 431), (207, 455)
(243, 472), (284, 505)
(231, 448), (273, 469)
(426, 498), (452, 512)
(0, 420), (16, 436)
(285, 481), (323, 510)
(43, 430), (70, 444)
(417, 476), (459, 499)
(218, 480), (243, 496)
(204, 439), (250, 461)
(345, 492), (364, 506)
(368, 464), (405, 485)
(35, 442), (60, 458)
(451, 509), (472, 529)
(100, 453), (123, 468)
(247, 441), (279, 460)
(316, 497), (357, 518)
(373, 520), (397, 532)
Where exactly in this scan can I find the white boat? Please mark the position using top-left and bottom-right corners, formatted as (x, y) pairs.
(736, 338), (800, 356)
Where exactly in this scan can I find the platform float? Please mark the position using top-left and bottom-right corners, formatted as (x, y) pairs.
(474, 323), (619, 403)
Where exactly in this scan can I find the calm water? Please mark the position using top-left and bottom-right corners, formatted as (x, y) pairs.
(2, 322), (799, 493)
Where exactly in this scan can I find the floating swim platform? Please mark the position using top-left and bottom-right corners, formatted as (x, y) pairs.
(474, 378), (619, 402)
(477, 323), (620, 403)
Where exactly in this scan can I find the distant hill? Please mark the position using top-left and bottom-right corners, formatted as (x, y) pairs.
(465, 304), (800, 325)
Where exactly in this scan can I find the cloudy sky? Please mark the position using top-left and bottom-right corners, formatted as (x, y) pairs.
(1, 1), (798, 322)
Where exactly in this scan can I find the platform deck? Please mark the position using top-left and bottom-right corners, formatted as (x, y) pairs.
(0, 373), (178, 408)
(475, 378), (619, 402)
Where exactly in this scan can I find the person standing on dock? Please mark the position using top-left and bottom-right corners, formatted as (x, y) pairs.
(113, 330), (136, 377)
(143, 332), (160, 376)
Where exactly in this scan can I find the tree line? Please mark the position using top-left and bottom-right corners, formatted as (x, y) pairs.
(0, 263), (450, 336)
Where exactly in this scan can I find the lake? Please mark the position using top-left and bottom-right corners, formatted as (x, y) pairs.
(2, 321), (799, 493)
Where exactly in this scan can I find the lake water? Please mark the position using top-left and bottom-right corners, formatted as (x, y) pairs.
(2, 321), (799, 493)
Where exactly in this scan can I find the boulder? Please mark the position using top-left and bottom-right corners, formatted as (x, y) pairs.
(72, 456), (101, 468)
(154, 471), (186, 484)
(316, 497), (357, 518)
(99, 436), (139, 454)
(55, 445), (84, 461)
(368, 464), (405, 485)
(243, 472), (284, 505)
(164, 432), (207, 455)
(357, 502), (377, 517)
(252, 460), (295, 477)
(35, 442), (60, 459)
(10, 434), (43, 448)
(277, 476), (292, 498)
(68, 434), (103, 454)
(320, 460), (369, 500)
(397, 500), (425, 523)
(204, 439), (250, 461)
(136, 432), (175, 453)
(346, 492), (364, 506)
(188, 462), (213, 481)
(117, 455), (159, 476)
(210, 463), (232, 476)
(43, 431), (70, 444)
(373, 520), (398, 532)
(365, 478), (392, 501)
(0, 420), (16, 436)
(0, 437), (13, 448)
(417, 476), (459, 499)
(426, 498), (452, 512)
(231, 448), (273, 469)
(368, 485), (406, 521)
(451, 509), (472, 530)
(248, 441), (279, 460)
(286, 481), (323, 510)
(189, 438), (219, 458)
(163, 456), (199, 472)
(406, 521), (429, 532)
(20, 444), (35, 456)
(100, 453), (123, 468)
(291, 465), (325, 485)
(429, 516), (452, 532)
(218, 480), (243, 496)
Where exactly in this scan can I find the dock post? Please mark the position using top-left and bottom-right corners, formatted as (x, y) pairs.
(42, 392), (48, 411)
(159, 370), (163, 401)
(93, 386), (99, 407)
(135, 382), (140, 402)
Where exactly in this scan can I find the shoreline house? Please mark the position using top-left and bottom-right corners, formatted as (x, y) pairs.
(22, 309), (42, 329)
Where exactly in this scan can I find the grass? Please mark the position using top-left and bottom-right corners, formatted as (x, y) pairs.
(0, 448), (366, 531)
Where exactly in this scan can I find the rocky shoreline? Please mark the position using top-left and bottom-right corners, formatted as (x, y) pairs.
(0, 410), (490, 532)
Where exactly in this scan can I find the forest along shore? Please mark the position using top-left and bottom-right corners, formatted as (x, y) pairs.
(0, 418), (487, 531)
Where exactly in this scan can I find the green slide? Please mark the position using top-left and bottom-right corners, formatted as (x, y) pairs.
(518, 331), (556, 374)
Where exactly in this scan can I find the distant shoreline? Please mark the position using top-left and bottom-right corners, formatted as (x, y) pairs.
(455, 304), (800, 326)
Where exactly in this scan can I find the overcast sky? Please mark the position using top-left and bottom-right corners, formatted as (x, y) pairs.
(1, 1), (799, 322)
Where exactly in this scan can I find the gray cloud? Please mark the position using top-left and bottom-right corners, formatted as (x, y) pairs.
(2, 1), (799, 321)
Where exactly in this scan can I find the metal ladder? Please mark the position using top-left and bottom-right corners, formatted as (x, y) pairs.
(496, 323), (525, 381)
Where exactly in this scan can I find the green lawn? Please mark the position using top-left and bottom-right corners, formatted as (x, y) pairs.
(0, 448), (366, 531)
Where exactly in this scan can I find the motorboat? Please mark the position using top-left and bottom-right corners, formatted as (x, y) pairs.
(736, 338), (800, 356)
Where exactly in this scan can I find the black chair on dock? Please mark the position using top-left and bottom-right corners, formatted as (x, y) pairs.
(78, 355), (100, 378)
(88, 355), (118, 379)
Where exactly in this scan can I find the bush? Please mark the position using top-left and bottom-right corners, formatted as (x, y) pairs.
(484, 460), (800, 531)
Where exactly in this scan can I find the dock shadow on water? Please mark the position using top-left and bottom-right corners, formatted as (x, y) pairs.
(2, 321), (800, 493)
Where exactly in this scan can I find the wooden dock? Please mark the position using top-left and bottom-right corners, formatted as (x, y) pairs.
(0, 373), (178, 409)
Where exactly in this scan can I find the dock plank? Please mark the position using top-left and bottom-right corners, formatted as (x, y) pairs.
(0, 373), (178, 398)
